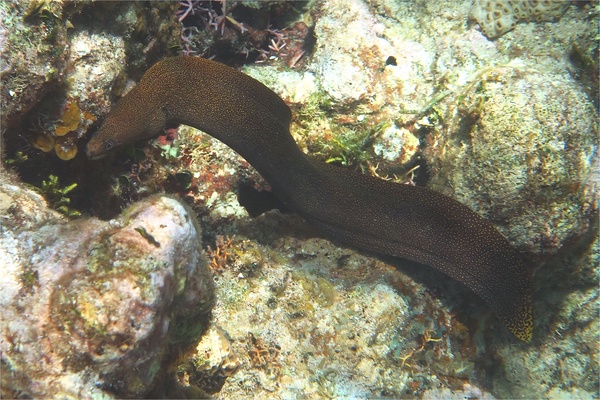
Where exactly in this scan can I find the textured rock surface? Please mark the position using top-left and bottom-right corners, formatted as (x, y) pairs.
(0, 172), (213, 398)
(307, 0), (384, 104)
(426, 68), (597, 255)
(491, 233), (599, 399)
(471, 0), (570, 39)
(0, 0), (69, 130)
(306, 0), (436, 112)
(1, 0), (180, 160)
(422, 384), (496, 399)
(177, 233), (484, 398)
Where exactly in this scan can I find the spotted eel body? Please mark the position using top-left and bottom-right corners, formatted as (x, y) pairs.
(86, 56), (533, 342)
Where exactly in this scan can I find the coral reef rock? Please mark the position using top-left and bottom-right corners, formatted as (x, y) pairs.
(0, 173), (214, 399)
(306, 0), (435, 111)
(1, 0), (180, 160)
(426, 67), (598, 255)
(471, 0), (571, 39)
(0, 0), (69, 129)
(177, 234), (485, 398)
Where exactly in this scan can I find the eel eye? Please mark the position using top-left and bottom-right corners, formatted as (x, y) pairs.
(104, 139), (115, 151)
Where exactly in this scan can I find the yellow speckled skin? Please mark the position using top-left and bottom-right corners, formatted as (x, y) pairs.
(86, 56), (533, 342)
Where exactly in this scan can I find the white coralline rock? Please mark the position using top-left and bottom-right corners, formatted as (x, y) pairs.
(67, 30), (127, 117)
(423, 383), (496, 399)
(308, 0), (379, 103)
(305, 0), (437, 111)
(0, 173), (213, 398)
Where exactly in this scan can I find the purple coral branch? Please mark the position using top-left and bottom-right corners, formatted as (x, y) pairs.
(176, 0), (200, 23)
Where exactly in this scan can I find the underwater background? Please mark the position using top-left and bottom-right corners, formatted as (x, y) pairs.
(0, 0), (598, 398)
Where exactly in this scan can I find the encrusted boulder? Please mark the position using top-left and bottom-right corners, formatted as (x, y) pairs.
(0, 172), (213, 398)
(426, 67), (597, 255)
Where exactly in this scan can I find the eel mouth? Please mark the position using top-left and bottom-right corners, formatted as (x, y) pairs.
(85, 149), (107, 160)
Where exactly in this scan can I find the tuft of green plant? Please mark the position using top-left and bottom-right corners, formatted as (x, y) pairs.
(322, 128), (371, 167)
(37, 174), (81, 218)
(319, 122), (387, 170)
(3, 151), (29, 166)
(19, 266), (39, 294)
(294, 92), (387, 171)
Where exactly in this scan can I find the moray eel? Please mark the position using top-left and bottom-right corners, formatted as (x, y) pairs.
(86, 56), (533, 342)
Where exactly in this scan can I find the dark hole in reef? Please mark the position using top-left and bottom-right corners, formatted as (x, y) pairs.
(406, 155), (430, 187)
(385, 56), (397, 66)
(303, 23), (317, 55)
(237, 183), (290, 217)
(568, 44), (599, 111)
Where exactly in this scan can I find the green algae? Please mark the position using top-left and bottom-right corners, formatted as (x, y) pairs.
(35, 174), (81, 218)
(19, 266), (39, 293)
(292, 272), (337, 308)
(217, 273), (252, 309)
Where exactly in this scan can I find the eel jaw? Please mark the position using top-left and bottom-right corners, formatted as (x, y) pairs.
(85, 147), (107, 160)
